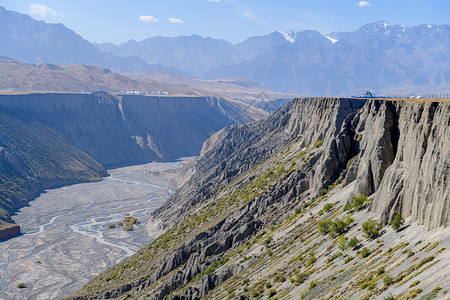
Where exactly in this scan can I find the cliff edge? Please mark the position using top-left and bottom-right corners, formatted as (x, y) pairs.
(68, 98), (449, 300)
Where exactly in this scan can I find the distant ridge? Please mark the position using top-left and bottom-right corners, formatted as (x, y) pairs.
(0, 4), (449, 96)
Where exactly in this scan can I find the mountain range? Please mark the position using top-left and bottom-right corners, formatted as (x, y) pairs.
(1, 5), (449, 96)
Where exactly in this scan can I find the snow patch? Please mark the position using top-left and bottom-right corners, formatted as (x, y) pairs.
(427, 24), (432, 29)
(277, 31), (296, 43)
(325, 36), (338, 44)
(401, 25), (406, 32)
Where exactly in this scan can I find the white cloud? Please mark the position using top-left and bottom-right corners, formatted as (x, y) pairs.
(208, 0), (220, 2)
(30, 3), (63, 18)
(355, 1), (372, 7)
(139, 15), (159, 23)
(168, 17), (184, 24)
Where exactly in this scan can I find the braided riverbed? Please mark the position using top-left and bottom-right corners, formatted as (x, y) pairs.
(0, 160), (186, 300)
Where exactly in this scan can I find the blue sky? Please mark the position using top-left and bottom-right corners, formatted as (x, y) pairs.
(0, 0), (448, 44)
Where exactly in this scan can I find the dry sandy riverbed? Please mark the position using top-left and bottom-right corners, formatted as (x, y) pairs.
(0, 160), (188, 300)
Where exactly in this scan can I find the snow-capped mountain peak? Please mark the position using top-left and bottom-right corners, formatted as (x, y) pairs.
(277, 31), (297, 43)
(325, 35), (338, 43)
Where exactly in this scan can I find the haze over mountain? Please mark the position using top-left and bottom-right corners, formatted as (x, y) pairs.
(0, 6), (176, 73)
(1, 5), (448, 96)
(98, 22), (450, 96)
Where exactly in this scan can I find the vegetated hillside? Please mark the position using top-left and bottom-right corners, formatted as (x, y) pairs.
(0, 107), (106, 235)
(0, 93), (266, 167)
(70, 98), (449, 300)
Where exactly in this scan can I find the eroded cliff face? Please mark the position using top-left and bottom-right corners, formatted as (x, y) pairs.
(70, 98), (449, 300)
(0, 93), (262, 166)
(345, 101), (449, 229)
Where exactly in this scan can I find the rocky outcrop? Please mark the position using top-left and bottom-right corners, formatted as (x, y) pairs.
(0, 222), (20, 240)
(368, 101), (449, 229)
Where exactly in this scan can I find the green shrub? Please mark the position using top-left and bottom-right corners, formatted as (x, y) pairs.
(17, 282), (26, 288)
(338, 234), (348, 250)
(409, 280), (420, 288)
(268, 289), (277, 297)
(376, 267), (385, 276)
(265, 282), (272, 289)
(319, 188), (328, 196)
(323, 203), (334, 212)
(344, 256), (354, 264)
(117, 222), (123, 226)
(318, 219), (333, 234)
(124, 224), (133, 231)
(309, 279), (318, 290)
(306, 252), (316, 267)
(383, 275), (393, 286)
(344, 203), (352, 212)
(108, 223), (116, 228)
(314, 140), (322, 148)
(391, 213), (405, 231)
(384, 294), (395, 300)
(362, 219), (381, 239)
(347, 237), (360, 249)
(351, 194), (369, 211)
(361, 247), (371, 258)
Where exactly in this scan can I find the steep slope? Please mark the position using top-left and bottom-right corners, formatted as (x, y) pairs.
(70, 98), (449, 300)
(0, 93), (265, 166)
(0, 107), (106, 237)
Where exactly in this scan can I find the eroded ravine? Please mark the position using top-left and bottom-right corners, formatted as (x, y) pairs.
(0, 160), (187, 300)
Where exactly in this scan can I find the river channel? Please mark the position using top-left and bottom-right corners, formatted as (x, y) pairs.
(0, 160), (186, 300)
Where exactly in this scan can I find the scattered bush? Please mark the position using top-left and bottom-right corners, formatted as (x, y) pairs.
(117, 222), (123, 227)
(338, 234), (348, 250)
(391, 213), (405, 231)
(309, 279), (318, 290)
(347, 237), (360, 249)
(323, 203), (334, 212)
(383, 274), (393, 286)
(108, 223), (116, 228)
(409, 280), (420, 288)
(17, 282), (26, 288)
(125, 224), (133, 231)
(314, 140), (322, 148)
(351, 194), (370, 211)
(243, 278), (250, 285)
(360, 247), (371, 258)
(344, 203), (352, 212)
(265, 282), (272, 289)
(306, 252), (316, 267)
(319, 188), (328, 196)
(344, 256), (354, 264)
(376, 267), (385, 276)
(268, 289), (277, 297)
(318, 219), (333, 234)
(384, 293), (395, 300)
(362, 219), (381, 239)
